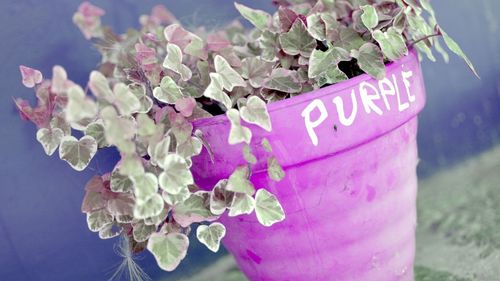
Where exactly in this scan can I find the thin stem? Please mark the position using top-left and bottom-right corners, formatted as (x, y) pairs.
(410, 33), (441, 46)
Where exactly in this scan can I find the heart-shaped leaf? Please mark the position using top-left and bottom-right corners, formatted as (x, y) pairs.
(107, 193), (135, 217)
(226, 109), (252, 145)
(89, 70), (114, 101)
(353, 42), (386, 80)
(136, 113), (156, 137)
(336, 26), (366, 51)
(203, 73), (232, 110)
(173, 192), (217, 227)
(19, 65), (43, 88)
(279, 20), (316, 57)
(209, 180), (234, 215)
(240, 57), (273, 88)
(227, 166), (255, 196)
(268, 156), (285, 182)
(240, 96), (272, 132)
(228, 192), (255, 217)
(162, 186), (190, 206)
(132, 220), (156, 242)
(59, 135), (97, 171)
(133, 193), (164, 219)
(196, 223), (226, 252)
(372, 27), (408, 61)
(264, 68), (302, 94)
(36, 127), (64, 156)
(66, 85), (98, 124)
(316, 66), (348, 87)
(147, 232), (189, 272)
(163, 43), (192, 81)
(129, 84), (153, 113)
(234, 3), (271, 31)
(110, 168), (134, 193)
(98, 223), (122, 239)
(131, 172), (158, 203)
(255, 189), (285, 227)
(309, 44), (350, 79)
(87, 209), (113, 232)
(153, 76), (183, 104)
(306, 13), (326, 41)
(112, 83), (141, 116)
(158, 154), (193, 194)
(360, 5), (378, 30)
(214, 55), (245, 92)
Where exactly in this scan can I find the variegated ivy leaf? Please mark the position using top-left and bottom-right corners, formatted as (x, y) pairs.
(214, 55), (245, 92)
(360, 5), (378, 30)
(242, 144), (257, 164)
(136, 113), (156, 137)
(162, 186), (190, 206)
(170, 113), (193, 144)
(226, 109), (252, 145)
(89, 71), (114, 101)
(144, 207), (169, 227)
(255, 189), (285, 227)
(176, 136), (202, 159)
(336, 26), (366, 52)
(196, 223), (226, 252)
(372, 27), (408, 61)
(209, 180), (233, 216)
(306, 13), (326, 41)
(227, 165), (255, 196)
(87, 209), (113, 232)
(203, 73), (232, 110)
(150, 135), (171, 167)
(316, 66), (348, 87)
(132, 220), (156, 243)
(110, 168), (134, 193)
(264, 68), (302, 94)
(228, 192), (255, 217)
(158, 154), (193, 194)
(85, 121), (108, 148)
(239, 96), (272, 132)
(100, 106), (137, 146)
(66, 85), (98, 124)
(163, 43), (192, 81)
(261, 138), (273, 152)
(278, 19), (316, 57)
(50, 115), (71, 136)
(98, 223), (122, 239)
(147, 232), (189, 272)
(268, 156), (285, 182)
(308, 44), (350, 79)
(112, 83), (141, 116)
(129, 84), (153, 113)
(134, 193), (164, 219)
(353, 42), (386, 80)
(173, 192), (217, 227)
(441, 30), (479, 78)
(107, 193), (135, 217)
(118, 155), (144, 177)
(153, 76), (183, 104)
(234, 3), (271, 31)
(116, 215), (133, 224)
(59, 135), (97, 171)
(240, 57), (273, 88)
(36, 127), (64, 156)
(131, 172), (158, 203)
(258, 30), (279, 62)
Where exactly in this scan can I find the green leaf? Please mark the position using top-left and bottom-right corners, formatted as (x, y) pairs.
(100, 106), (137, 146)
(308, 44), (350, 79)
(209, 180), (233, 215)
(228, 192), (255, 217)
(227, 166), (255, 196)
(239, 96), (272, 132)
(306, 13), (326, 41)
(133, 193), (164, 219)
(59, 135), (97, 171)
(89, 70), (114, 101)
(118, 155), (144, 177)
(336, 27), (366, 51)
(264, 68), (302, 93)
(112, 83), (141, 116)
(150, 135), (171, 167)
(360, 5), (378, 30)
(144, 207), (169, 227)
(441, 30), (479, 78)
(240, 57), (273, 88)
(153, 76), (183, 104)
(258, 30), (279, 62)
(172, 192), (217, 227)
(132, 220), (156, 243)
(261, 138), (272, 152)
(255, 189), (285, 227)
(226, 109), (252, 145)
(316, 66), (348, 87)
(163, 43), (192, 81)
(98, 223), (122, 239)
(110, 168), (134, 193)
(242, 144), (257, 164)
(234, 2), (271, 31)
(162, 186), (190, 206)
(278, 19), (316, 57)
(87, 209), (113, 232)
(214, 55), (246, 91)
(136, 113), (156, 137)
(36, 127), (64, 156)
(129, 84), (153, 113)
(196, 222), (226, 252)
(131, 173), (158, 203)
(176, 136), (203, 159)
(66, 85), (98, 124)
(372, 27), (408, 61)
(147, 232), (189, 272)
(203, 73), (232, 110)
(85, 121), (108, 148)
(268, 156), (285, 182)
(158, 154), (193, 194)
(354, 42), (386, 80)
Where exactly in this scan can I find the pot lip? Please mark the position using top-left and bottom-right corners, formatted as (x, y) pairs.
(193, 49), (418, 128)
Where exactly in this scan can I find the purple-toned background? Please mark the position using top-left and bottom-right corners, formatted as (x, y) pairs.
(0, 1), (499, 280)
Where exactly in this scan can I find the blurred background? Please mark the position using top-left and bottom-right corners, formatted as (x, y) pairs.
(0, 0), (499, 280)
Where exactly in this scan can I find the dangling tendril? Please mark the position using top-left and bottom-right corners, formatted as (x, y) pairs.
(107, 235), (152, 281)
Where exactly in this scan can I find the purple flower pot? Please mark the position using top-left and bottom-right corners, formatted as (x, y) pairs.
(192, 50), (425, 281)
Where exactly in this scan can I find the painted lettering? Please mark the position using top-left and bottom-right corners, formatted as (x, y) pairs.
(378, 78), (396, 111)
(393, 74), (409, 112)
(332, 89), (358, 127)
(301, 99), (328, 146)
(402, 70), (415, 102)
(359, 81), (383, 115)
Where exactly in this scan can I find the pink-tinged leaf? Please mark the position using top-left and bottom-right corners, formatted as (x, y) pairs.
(19, 65), (43, 88)
(14, 96), (52, 128)
(73, 2), (105, 40)
(150, 5), (177, 25)
(278, 7), (298, 32)
(51, 65), (75, 94)
(207, 34), (231, 52)
(164, 24), (192, 50)
(107, 193), (135, 216)
(85, 175), (106, 192)
(78, 1), (105, 17)
(135, 43), (158, 71)
(175, 97), (196, 117)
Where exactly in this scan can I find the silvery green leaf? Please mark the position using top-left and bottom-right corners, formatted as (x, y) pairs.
(85, 121), (108, 148)
(203, 73), (232, 110)
(163, 43), (192, 81)
(261, 138), (272, 152)
(107, 193), (135, 217)
(112, 83), (141, 116)
(50, 115), (71, 136)
(234, 3), (271, 31)
(226, 109), (252, 145)
(372, 27), (408, 61)
(268, 156), (285, 182)
(239, 96), (272, 132)
(110, 169), (134, 193)
(240, 57), (273, 88)
(158, 154), (193, 194)
(360, 5), (378, 30)
(150, 135), (171, 167)
(116, 215), (133, 223)
(414, 41), (436, 62)
(242, 144), (257, 164)
(170, 114), (193, 144)
(129, 84), (153, 113)
(196, 223), (226, 252)
(185, 34), (207, 60)
(98, 223), (122, 239)
(144, 206), (169, 226)
(131, 173), (158, 203)
(132, 220), (156, 243)
(336, 26), (366, 52)
(147, 232), (189, 272)
(441, 30), (479, 78)
(354, 42), (386, 80)
(153, 76), (183, 104)
(118, 155), (144, 177)
(100, 106), (137, 145)
(87, 209), (113, 232)
(255, 189), (285, 227)
(264, 68), (302, 94)
(176, 137), (202, 159)
(214, 55), (246, 91)
(308, 44), (350, 79)
(36, 127), (64, 156)
(316, 66), (348, 87)
(306, 13), (326, 41)
(228, 192), (255, 217)
(66, 85), (98, 124)
(162, 186), (190, 206)
(134, 193), (164, 219)
(278, 20), (316, 57)
(173, 192), (217, 227)
(59, 135), (97, 171)
(227, 165), (255, 196)
(89, 71), (114, 101)
(209, 180), (233, 215)
(136, 114), (156, 137)
(258, 30), (279, 62)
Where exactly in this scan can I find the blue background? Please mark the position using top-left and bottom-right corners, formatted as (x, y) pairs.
(0, 1), (499, 280)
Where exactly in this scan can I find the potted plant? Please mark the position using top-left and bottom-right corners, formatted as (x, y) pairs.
(15, 0), (477, 280)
